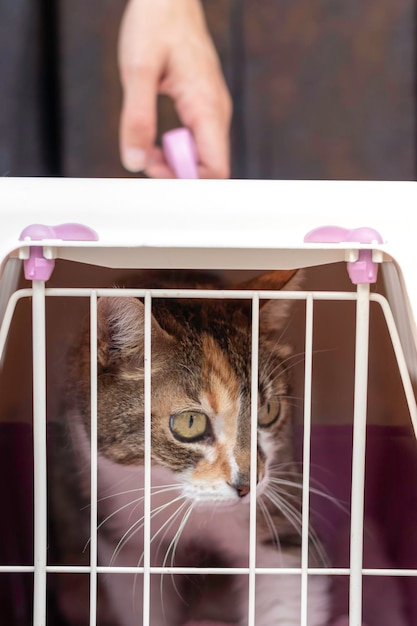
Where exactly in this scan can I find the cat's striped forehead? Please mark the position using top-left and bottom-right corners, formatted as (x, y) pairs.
(201, 333), (242, 419)
(187, 333), (251, 487)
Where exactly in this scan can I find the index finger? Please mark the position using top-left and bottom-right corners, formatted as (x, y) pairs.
(119, 64), (159, 172)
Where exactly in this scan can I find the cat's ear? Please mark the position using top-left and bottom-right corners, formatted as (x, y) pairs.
(236, 269), (299, 293)
(96, 297), (173, 371)
(237, 270), (302, 334)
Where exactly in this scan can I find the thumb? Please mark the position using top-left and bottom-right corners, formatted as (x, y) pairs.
(119, 65), (159, 172)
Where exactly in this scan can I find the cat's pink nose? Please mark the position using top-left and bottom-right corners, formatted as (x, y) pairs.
(236, 485), (250, 498)
(228, 482), (250, 498)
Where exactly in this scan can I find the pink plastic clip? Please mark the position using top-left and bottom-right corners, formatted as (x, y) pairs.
(19, 223), (98, 281)
(162, 128), (199, 179)
(304, 225), (384, 285)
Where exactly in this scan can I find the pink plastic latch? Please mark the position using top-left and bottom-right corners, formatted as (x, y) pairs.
(162, 128), (198, 179)
(304, 226), (384, 285)
(19, 223), (98, 281)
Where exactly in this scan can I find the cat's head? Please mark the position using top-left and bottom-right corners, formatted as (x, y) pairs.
(73, 270), (301, 506)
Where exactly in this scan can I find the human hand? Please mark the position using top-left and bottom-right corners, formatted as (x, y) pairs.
(118, 0), (232, 178)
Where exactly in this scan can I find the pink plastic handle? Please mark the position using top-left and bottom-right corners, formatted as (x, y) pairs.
(304, 225), (383, 245)
(304, 224), (383, 285)
(162, 128), (198, 179)
(19, 222), (98, 281)
(19, 223), (98, 242)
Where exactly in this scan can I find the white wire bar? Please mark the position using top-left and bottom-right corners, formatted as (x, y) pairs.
(142, 291), (153, 626)
(89, 292), (99, 626)
(300, 294), (314, 625)
(7, 564), (417, 576)
(349, 283), (371, 625)
(371, 293), (417, 437)
(0, 288), (32, 363)
(0, 259), (22, 345)
(248, 294), (260, 626)
(32, 280), (47, 626)
(0, 286), (385, 367)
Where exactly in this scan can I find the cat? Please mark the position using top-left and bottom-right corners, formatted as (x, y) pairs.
(50, 269), (330, 626)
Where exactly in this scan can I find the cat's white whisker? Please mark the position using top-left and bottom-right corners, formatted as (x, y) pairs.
(110, 495), (187, 567)
(95, 488), (143, 505)
(160, 502), (194, 619)
(110, 516), (147, 567)
(82, 483), (181, 510)
(268, 461), (345, 490)
(266, 487), (323, 565)
(259, 317), (294, 373)
(264, 487), (302, 534)
(262, 349), (306, 381)
(152, 499), (191, 564)
(271, 356), (307, 382)
(170, 503), (194, 569)
(267, 464), (349, 512)
(269, 476), (349, 515)
(126, 485), (183, 525)
(266, 467), (349, 537)
(98, 470), (142, 500)
(83, 495), (147, 553)
(265, 486), (328, 567)
(258, 498), (281, 554)
(140, 498), (189, 566)
(81, 488), (142, 512)
(131, 498), (190, 621)
(281, 393), (304, 401)
(154, 501), (192, 621)
(265, 346), (333, 378)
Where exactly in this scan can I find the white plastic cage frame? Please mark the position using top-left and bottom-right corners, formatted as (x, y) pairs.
(1, 177), (417, 626)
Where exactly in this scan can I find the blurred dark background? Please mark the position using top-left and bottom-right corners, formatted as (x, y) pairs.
(1, 0), (415, 179)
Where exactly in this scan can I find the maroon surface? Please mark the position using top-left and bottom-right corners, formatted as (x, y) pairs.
(0, 423), (33, 626)
(308, 425), (417, 625)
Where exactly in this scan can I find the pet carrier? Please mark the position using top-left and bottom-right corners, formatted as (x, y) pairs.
(1, 137), (417, 626)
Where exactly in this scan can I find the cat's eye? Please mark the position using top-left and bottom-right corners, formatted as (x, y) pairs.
(169, 411), (210, 443)
(258, 397), (281, 428)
